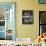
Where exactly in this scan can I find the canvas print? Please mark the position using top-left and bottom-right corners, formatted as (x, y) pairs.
(22, 10), (33, 24)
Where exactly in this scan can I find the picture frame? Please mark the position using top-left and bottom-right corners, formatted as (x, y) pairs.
(22, 10), (33, 24)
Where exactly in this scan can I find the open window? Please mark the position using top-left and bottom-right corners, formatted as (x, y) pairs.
(0, 2), (16, 40)
(39, 11), (46, 35)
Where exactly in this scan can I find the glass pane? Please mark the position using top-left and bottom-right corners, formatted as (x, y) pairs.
(0, 2), (16, 40)
(6, 29), (12, 40)
(39, 0), (46, 4)
(40, 11), (46, 24)
(0, 21), (5, 31)
(0, 32), (5, 40)
(0, 26), (5, 31)
(40, 25), (46, 34)
(0, 21), (5, 26)
(22, 10), (33, 24)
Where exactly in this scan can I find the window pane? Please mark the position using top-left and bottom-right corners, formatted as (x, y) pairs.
(6, 29), (12, 40)
(0, 26), (5, 31)
(0, 21), (5, 26)
(0, 2), (16, 40)
(39, 0), (46, 3)
(0, 21), (5, 31)
(40, 11), (46, 24)
(0, 32), (5, 40)
(40, 25), (46, 34)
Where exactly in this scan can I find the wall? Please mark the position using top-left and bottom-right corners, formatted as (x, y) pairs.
(39, 4), (46, 11)
(16, 0), (39, 40)
(0, 0), (39, 40)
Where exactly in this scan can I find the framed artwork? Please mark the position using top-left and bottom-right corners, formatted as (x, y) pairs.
(22, 10), (33, 24)
(39, 11), (46, 35)
(39, 0), (46, 4)
(0, 2), (16, 40)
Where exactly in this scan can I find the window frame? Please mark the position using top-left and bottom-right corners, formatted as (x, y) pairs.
(39, 11), (46, 35)
(0, 2), (16, 40)
(39, 0), (46, 4)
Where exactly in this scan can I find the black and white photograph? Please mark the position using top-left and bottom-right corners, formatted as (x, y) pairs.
(22, 10), (33, 24)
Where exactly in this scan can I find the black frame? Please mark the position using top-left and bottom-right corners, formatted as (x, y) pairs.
(39, 11), (46, 35)
(22, 10), (33, 24)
